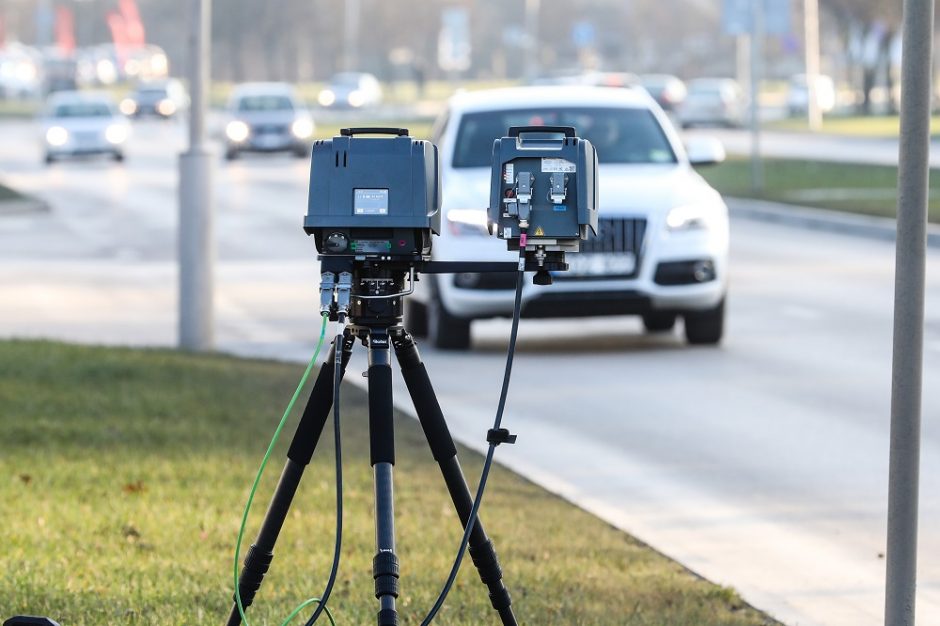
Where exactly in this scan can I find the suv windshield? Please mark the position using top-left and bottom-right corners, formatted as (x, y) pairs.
(452, 107), (676, 168)
(236, 95), (294, 112)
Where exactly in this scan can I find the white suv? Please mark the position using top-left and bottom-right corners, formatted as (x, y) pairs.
(407, 86), (729, 350)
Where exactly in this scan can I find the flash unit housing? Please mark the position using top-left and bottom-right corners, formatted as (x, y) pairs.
(488, 125), (598, 252)
(305, 128), (441, 258)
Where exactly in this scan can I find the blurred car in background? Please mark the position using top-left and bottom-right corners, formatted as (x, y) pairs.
(638, 74), (687, 112)
(677, 78), (745, 128)
(40, 91), (129, 164)
(407, 86), (729, 350)
(120, 78), (188, 118)
(223, 82), (314, 160)
(786, 73), (836, 115)
(317, 72), (383, 108)
(531, 71), (638, 88)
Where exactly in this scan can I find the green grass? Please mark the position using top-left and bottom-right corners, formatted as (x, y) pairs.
(765, 114), (940, 137)
(0, 340), (776, 625)
(0, 181), (28, 203)
(698, 157), (940, 221)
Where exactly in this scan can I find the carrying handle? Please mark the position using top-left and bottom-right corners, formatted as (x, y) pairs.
(340, 127), (409, 137)
(508, 125), (576, 138)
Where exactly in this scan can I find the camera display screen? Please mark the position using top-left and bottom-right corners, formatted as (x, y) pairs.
(354, 189), (389, 215)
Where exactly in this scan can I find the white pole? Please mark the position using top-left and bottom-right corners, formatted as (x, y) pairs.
(178, 0), (214, 351)
(524, 0), (540, 82)
(804, 0), (822, 130)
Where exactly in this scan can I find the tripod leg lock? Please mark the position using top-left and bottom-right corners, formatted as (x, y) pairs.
(233, 544), (275, 609)
(487, 428), (517, 445)
(469, 539), (513, 611)
(373, 551), (401, 599)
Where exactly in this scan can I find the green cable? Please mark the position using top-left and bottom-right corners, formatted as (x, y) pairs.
(234, 313), (337, 626)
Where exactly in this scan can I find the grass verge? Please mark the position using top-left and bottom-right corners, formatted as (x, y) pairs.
(698, 157), (940, 221)
(0, 181), (28, 203)
(0, 340), (776, 625)
(765, 114), (940, 137)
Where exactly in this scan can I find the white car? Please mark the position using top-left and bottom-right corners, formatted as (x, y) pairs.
(407, 86), (729, 350)
(40, 91), (129, 164)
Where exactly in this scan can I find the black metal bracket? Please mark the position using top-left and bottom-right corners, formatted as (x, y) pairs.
(486, 428), (517, 446)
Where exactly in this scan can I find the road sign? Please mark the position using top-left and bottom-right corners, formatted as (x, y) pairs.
(723, 0), (792, 36)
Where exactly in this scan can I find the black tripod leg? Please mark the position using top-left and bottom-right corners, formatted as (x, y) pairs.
(225, 331), (355, 626)
(392, 331), (518, 626)
(368, 329), (401, 626)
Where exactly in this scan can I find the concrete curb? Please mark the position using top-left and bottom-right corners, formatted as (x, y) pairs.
(0, 197), (50, 216)
(726, 196), (940, 248)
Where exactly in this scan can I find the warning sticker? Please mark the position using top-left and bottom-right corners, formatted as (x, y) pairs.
(503, 163), (514, 183)
(541, 158), (576, 173)
(534, 226), (545, 236)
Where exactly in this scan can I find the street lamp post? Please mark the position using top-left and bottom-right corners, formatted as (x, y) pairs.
(178, 0), (213, 351)
(885, 0), (933, 624)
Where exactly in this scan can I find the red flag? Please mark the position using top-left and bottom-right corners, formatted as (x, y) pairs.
(118, 0), (145, 46)
(106, 11), (129, 64)
(55, 6), (76, 54)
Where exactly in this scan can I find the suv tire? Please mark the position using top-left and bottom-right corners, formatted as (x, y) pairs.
(684, 298), (725, 345)
(428, 280), (472, 350)
(404, 299), (429, 337)
(642, 312), (676, 333)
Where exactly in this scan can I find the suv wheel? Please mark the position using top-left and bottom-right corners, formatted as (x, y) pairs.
(642, 312), (676, 333)
(683, 298), (725, 345)
(404, 299), (428, 338)
(428, 282), (471, 350)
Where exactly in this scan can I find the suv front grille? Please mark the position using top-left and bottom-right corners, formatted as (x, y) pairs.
(580, 217), (647, 254)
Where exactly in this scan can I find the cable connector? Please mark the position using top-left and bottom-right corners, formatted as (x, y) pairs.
(336, 271), (353, 315)
(320, 272), (336, 315)
(486, 428), (517, 446)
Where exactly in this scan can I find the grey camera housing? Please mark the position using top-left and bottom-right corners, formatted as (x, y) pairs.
(488, 126), (598, 252)
(305, 128), (441, 257)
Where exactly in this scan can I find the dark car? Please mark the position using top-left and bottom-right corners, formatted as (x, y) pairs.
(120, 78), (188, 118)
(223, 82), (314, 160)
(638, 74), (687, 112)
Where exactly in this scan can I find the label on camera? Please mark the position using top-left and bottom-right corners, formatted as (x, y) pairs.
(353, 189), (389, 215)
(504, 163), (514, 183)
(541, 158), (576, 173)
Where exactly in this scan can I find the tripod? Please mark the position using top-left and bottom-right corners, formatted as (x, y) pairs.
(225, 298), (518, 625)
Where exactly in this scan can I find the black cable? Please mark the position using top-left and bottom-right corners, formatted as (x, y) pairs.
(420, 243), (527, 625)
(302, 316), (347, 626)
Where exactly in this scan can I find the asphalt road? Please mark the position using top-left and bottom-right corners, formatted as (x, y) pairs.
(1, 118), (939, 626)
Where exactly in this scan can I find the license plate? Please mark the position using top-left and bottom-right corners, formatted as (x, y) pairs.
(563, 253), (636, 277)
(256, 134), (285, 148)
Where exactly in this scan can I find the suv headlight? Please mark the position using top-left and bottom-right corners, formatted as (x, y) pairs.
(446, 209), (489, 237)
(666, 205), (709, 231)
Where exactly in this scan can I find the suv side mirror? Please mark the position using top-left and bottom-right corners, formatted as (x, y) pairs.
(685, 136), (726, 167)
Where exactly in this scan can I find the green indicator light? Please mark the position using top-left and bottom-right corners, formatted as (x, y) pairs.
(350, 242), (357, 250)
(386, 241), (392, 249)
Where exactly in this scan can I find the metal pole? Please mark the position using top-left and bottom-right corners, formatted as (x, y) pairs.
(803, 0), (822, 130)
(748, 0), (764, 193)
(343, 0), (360, 72)
(885, 0), (933, 623)
(178, 0), (214, 351)
(524, 0), (540, 82)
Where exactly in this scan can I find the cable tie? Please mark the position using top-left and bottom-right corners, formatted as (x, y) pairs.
(486, 428), (517, 446)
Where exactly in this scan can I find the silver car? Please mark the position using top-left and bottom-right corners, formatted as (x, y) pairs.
(678, 78), (746, 128)
(408, 86), (730, 350)
(40, 91), (129, 164)
(223, 83), (314, 160)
